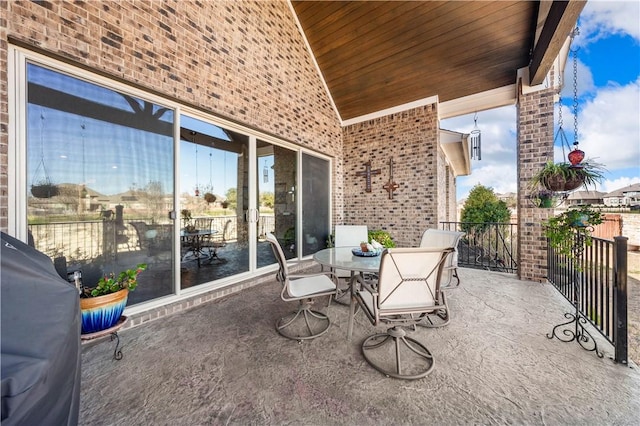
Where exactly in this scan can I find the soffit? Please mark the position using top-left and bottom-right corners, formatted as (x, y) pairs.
(290, 1), (585, 122)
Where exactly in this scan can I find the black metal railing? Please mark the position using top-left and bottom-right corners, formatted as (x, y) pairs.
(440, 222), (518, 273)
(547, 235), (628, 364)
(27, 214), (277, 262)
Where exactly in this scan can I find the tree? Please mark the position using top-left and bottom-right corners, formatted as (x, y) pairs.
(224, 188), (237, 209)
(460, 184), (511, 233)
(260, 191), (274, 209)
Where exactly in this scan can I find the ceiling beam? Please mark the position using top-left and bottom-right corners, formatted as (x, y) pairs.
(529, 0), (586, 85)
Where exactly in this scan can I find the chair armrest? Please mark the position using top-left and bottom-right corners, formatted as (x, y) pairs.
(289, 271), (337, 281)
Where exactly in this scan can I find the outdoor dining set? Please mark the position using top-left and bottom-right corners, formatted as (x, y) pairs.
(265, 225), (465, 380)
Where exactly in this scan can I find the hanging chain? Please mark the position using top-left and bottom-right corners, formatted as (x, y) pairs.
(571, 27), (580, 147)
(556, 54), (563, 130)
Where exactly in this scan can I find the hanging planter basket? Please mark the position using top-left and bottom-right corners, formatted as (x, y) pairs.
(31, 182), (60, 198)
(531, 161), (605, 194)
(204, 192), (216, 204)
(541, 173), (584, 192)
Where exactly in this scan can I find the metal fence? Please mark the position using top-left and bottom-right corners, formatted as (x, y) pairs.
(440, 222), (518, 273)
(547, 235), (628, 364)
(28, 214), (276, 263)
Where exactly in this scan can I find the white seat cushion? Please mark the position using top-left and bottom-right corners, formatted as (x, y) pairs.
(288, 275), (336, 298)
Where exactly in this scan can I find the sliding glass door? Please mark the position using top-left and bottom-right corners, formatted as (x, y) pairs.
(15, 50), (332, 310)
(301, 154), (330, 256)
(256, 139), (298, 266)
(179, 115), (250, 288)
(25, 62), (175, 305)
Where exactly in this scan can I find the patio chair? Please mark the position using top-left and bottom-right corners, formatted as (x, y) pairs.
(209, 219), (232, 260)
(348, 246), (453, 380)
(420, 229), (465, 289)
(130, 221), (156, 254)
(266, 233), (337, 341)
(333, 225), (368, 303)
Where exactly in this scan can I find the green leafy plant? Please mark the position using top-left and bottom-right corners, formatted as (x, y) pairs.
(544, 206), (603, 261)
(181, 209), (197, 232)
(527, 189), (558, 208)
(367, 230), (395, 248)
(460, 184), (511, 234)
(85, 263), (147, 297)
(531, 160), (606, 191)
(181, 209), (192, 223)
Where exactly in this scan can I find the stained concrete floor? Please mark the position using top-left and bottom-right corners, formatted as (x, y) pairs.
(80, 268), (640, 425)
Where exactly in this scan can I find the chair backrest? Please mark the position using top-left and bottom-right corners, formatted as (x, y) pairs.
(130, 221), (149, 249)
(266, 233), (287, 283)
(194, 218), (214, 233)
(376, 247), (453, 313)
(419, 229), (465, 269)
(334, 225), (369, 278)
(334, 225), (368, 247)
(220, 219), (232, 242)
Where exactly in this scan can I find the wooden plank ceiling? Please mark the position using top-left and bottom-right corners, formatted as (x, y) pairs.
(291, 1), (539, 121)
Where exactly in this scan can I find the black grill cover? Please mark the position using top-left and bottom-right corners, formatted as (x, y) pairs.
(1, 232), (81, 425)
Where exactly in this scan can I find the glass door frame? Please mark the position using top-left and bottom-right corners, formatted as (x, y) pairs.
(9, 45), (333, 313)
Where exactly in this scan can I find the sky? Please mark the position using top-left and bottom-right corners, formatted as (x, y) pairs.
(442, 1), (640, 201)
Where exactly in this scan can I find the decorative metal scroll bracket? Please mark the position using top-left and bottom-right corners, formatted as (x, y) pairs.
(382, 157), (400, 199)
(355, 160), (381, 193)
(546, 311), (603, 358)
(81, 316), (127, 361)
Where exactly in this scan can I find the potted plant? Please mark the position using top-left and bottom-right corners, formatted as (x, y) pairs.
(544, 206), (603, 262)
(367, 230), (396, 248)
(204, 192), (216, 204)
(181, 209), (197, 233)
(80, 263), (147, 334)
(527, 189), (558, 208)
(530, 160), (606, 192)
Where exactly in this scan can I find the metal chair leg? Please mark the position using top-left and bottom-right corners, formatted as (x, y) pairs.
(361, 326), (435, 380)
(275, 300), (331, 341)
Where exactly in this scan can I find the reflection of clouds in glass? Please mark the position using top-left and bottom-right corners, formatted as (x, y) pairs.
(27, 101), (173, 196)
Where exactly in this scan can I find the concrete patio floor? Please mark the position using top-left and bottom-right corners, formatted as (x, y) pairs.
(79, 268), (640, 425)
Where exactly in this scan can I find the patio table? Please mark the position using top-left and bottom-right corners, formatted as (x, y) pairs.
(181, 229), (218, 267)
(313, 246), (382, 312)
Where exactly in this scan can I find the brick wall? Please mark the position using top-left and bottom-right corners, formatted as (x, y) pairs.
(0, 0), (343, 231)
(517, 83), (555, 282)
(342, 104), (441, 247)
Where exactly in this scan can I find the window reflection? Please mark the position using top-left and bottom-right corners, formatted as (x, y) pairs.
(26, 63), (175, 306)
(257, 140), (297, 265)
(179, 116), (250, 287)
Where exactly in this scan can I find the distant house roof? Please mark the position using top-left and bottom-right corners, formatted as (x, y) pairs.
(603, 183), (640, 198)
(566, 190), (605, 200)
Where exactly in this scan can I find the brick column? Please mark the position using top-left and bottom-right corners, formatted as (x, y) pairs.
(517, 82), (555, 282)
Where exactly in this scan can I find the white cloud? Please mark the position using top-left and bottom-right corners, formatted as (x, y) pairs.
(578, 1), (640, 45)
(560, 59), (596, 98)
(600, 176), (640, 193)
(457, 163), (517, 200)
(578, 78), (640, 170)
(441, 106), (518, 200)
(448, 0), (640, 201)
